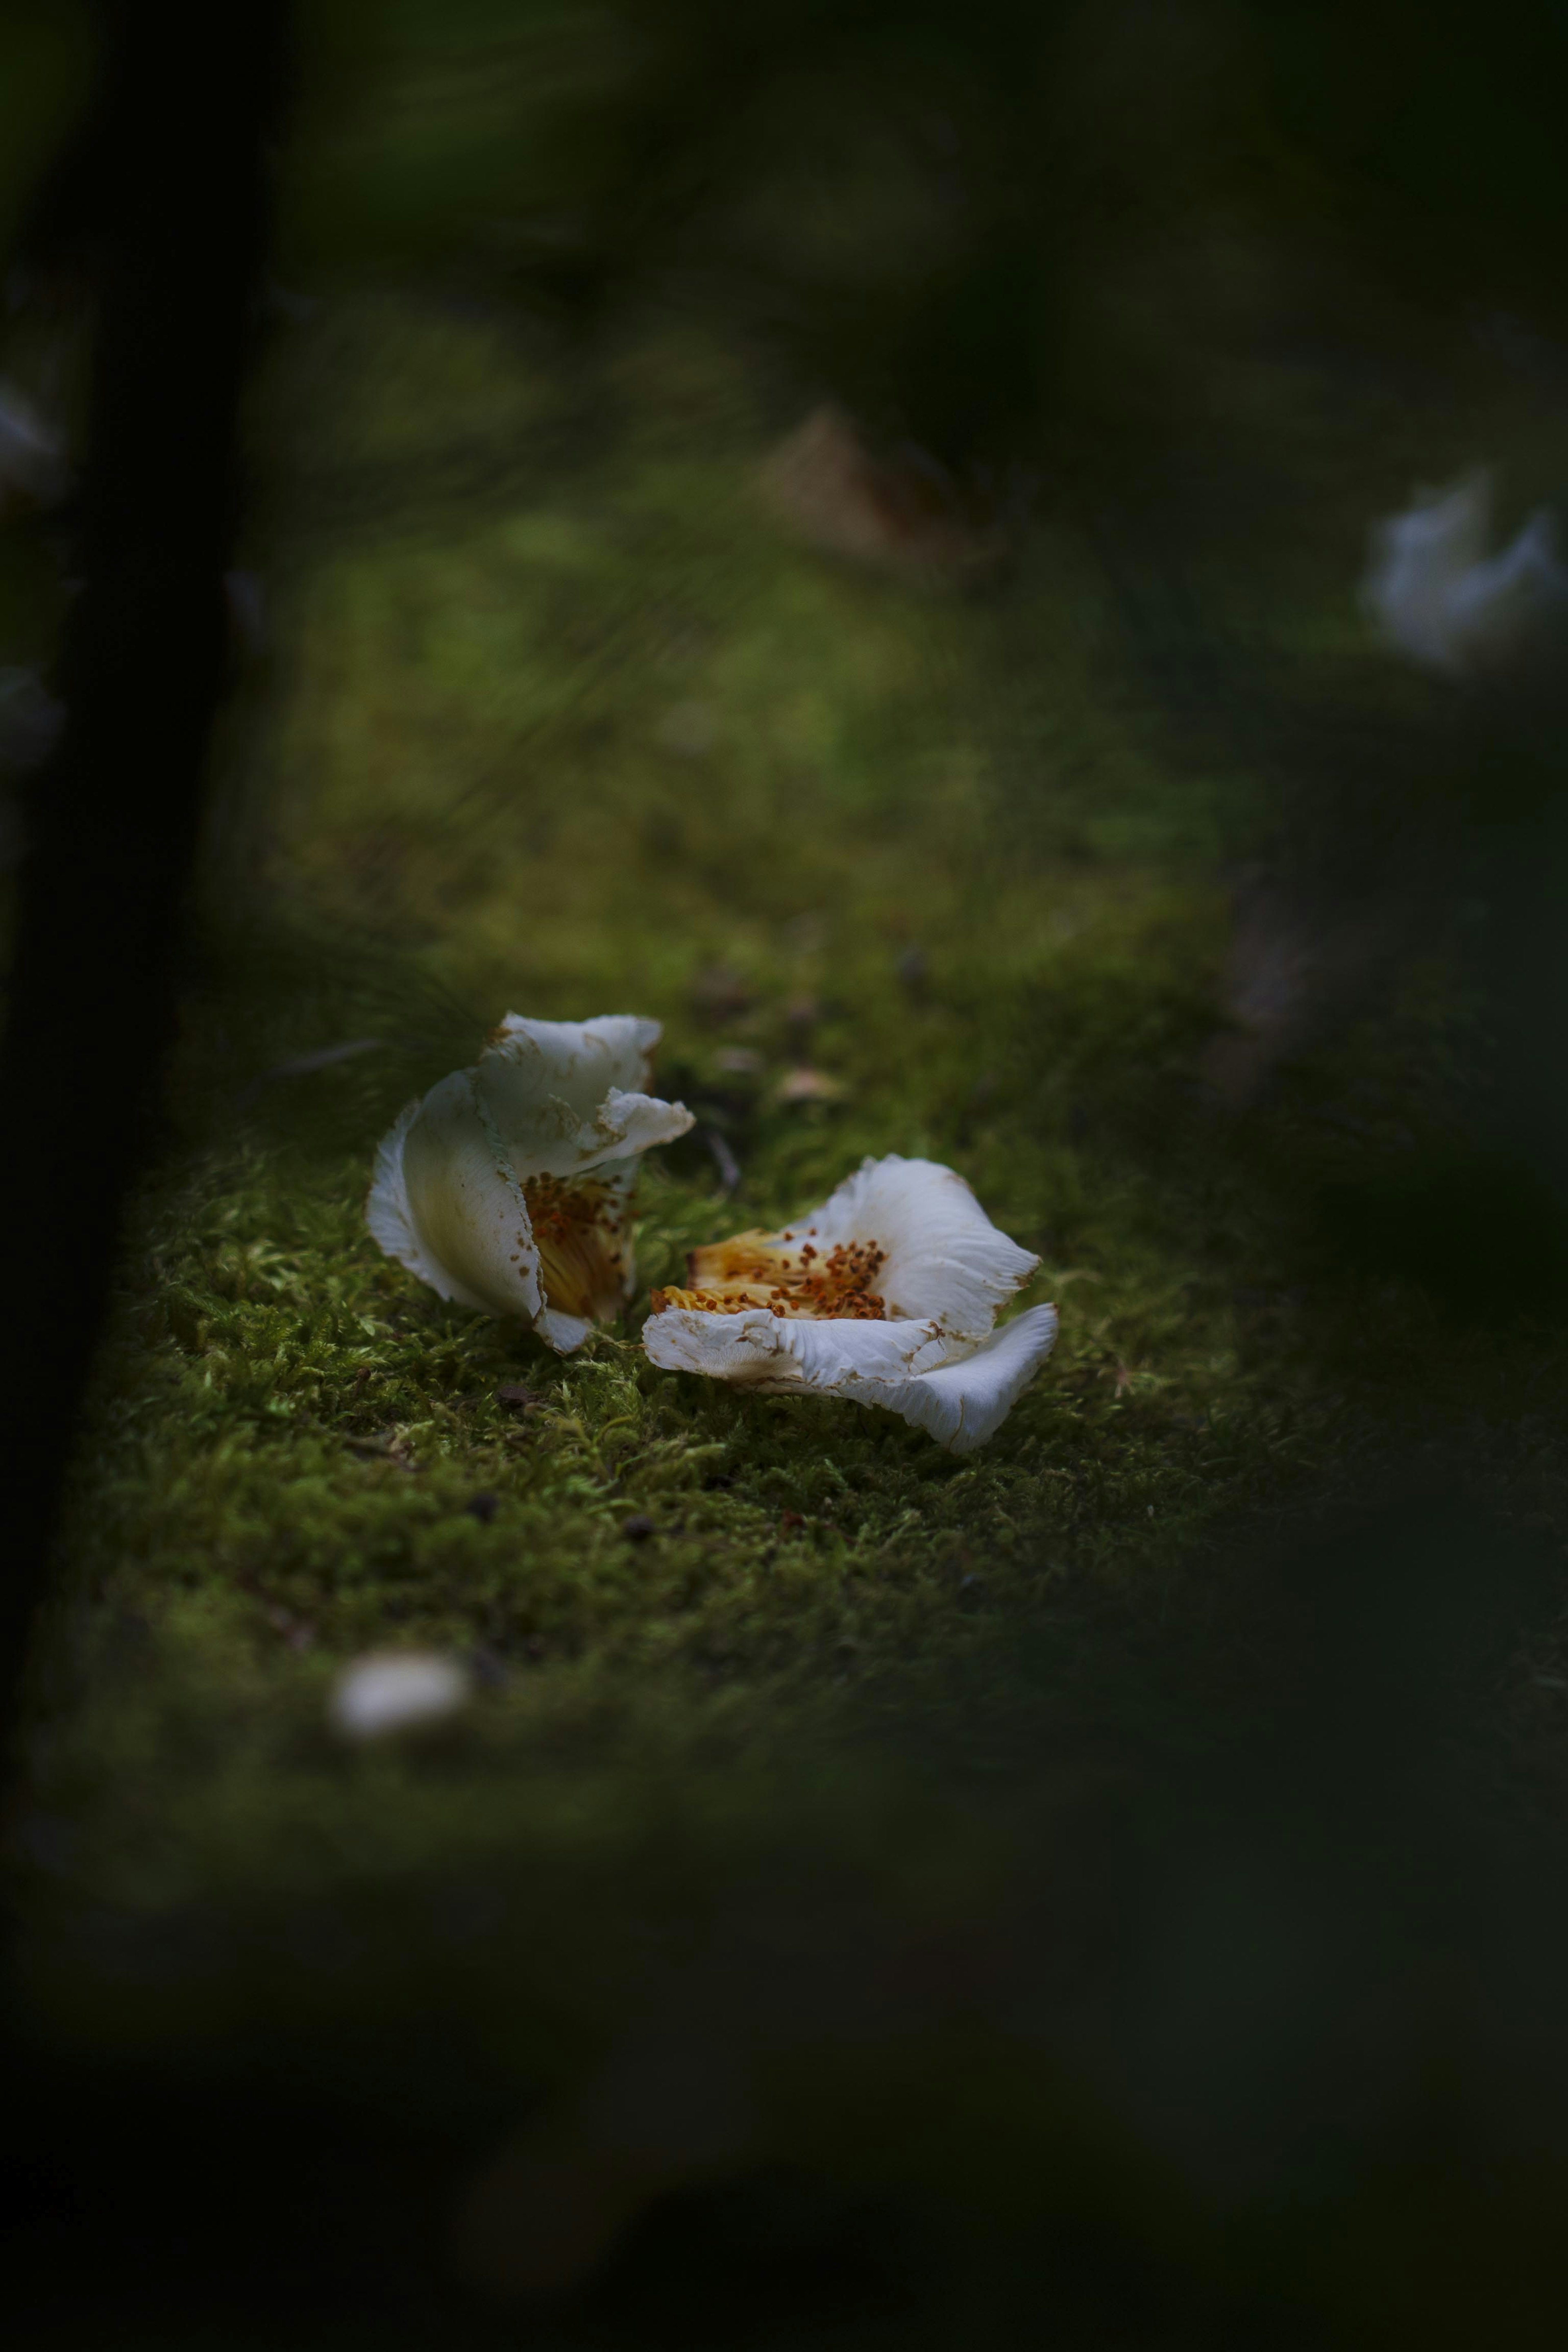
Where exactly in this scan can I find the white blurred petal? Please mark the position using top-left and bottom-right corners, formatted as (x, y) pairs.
(1443, 511), (1568, 671)
(329, 1652), (470, 1739)
(1363, 470), (1568, 677)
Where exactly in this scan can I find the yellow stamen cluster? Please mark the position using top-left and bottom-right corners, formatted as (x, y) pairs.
(523, 1174), (625, 1322)
(650, 1228), (888, 1321)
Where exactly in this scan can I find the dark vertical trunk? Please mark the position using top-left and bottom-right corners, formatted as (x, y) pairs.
(0, 4), (290, 1736)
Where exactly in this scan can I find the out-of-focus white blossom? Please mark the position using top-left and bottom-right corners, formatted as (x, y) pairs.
(368, 1015), (693, 1354)
(643, 1154), (1057, 1452)
(1363, 470), (1568, 679)
(329, 1652), (471, 1739)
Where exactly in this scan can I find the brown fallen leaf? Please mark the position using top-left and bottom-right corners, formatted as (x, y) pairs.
(757, 403), (1007, 586)
(775, 1066), (844, 1105)
(495, 1383), (543, 1414)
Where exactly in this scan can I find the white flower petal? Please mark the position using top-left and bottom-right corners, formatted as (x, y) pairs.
(476, 1016), (691, 1178)
(367, 1013), (692, 1352)
(535, 1308), (595, 1352)
(842, 1304), (1060, 1454)
(367, 1092), (522, 1315)
(644, 1305), (954, 1390)
(644, 1155), (1050, 1441)
(1443, 510), (1568, 673)
(329, 1652), (470, 1740)
(643, 1301), (1058, 1452)
(770, 1155), (1038, 1338)
(395, 1069), (547, 1322)
(489, 1011), (662, 1088)
(1363, 470), (1568, 676)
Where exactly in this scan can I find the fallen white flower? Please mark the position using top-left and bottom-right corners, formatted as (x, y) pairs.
(643, 1154), (1057, 1452)
(368, 1014), (693, 1353)
(329, 1651), (470, 1739)
(1362, 469), (1568, 678)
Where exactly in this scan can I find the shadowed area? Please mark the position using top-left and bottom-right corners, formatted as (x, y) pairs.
(5, 3), (1568, 2341)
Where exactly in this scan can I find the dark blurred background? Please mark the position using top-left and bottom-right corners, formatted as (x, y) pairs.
(6, 2), (1568, 2344)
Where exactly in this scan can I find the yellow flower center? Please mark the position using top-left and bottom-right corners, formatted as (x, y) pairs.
(650, 1229), (888, 1321)
(523, 1176), (626, 1323)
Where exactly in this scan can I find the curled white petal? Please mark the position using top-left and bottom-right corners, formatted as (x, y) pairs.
(644, 1306), (956, 1391)
(643, 1301), (1058, 1453)
(477, 1016), (690, 1178)
(848, 1305), (1060, 1451)
(793, 1155), (1039, 1337)
(394, 1069), (547, 1321)
(329, 1652), (470, 1740)
(1363, 470), (1568, 677)
(366, 1014), (693, 1351)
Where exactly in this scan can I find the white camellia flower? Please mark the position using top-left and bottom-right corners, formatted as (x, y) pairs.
(1362, 470), (1568, 678)
(368, 1014), (693, 1354)
(329, 1652), (470, 1740)
(643, 1154), (1058, 1452)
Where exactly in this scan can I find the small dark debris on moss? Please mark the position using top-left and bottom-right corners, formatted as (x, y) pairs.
(495, 1383), (543, 1414)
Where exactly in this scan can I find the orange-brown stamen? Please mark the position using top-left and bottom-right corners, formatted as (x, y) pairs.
(523, 1175), (625, 1321)
(650, 1228), (887, 1320)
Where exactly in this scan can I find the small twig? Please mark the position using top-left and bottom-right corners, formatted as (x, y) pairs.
(702, 1126), (742, 1194)
(234, 1035), (385, 1106)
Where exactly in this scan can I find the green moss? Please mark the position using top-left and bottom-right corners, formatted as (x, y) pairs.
(15, 283), (1568, 2145)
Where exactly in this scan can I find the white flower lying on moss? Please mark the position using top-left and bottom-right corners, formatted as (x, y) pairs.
(329, 1651), (470, 1739)
(368, 1014), (693, 1354)
(1363, 470), (1568, 678)
(643, 1154), (1057, 1452)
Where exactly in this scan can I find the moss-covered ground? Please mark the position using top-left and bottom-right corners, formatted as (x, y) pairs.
(10, 191), (1568, 2340)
